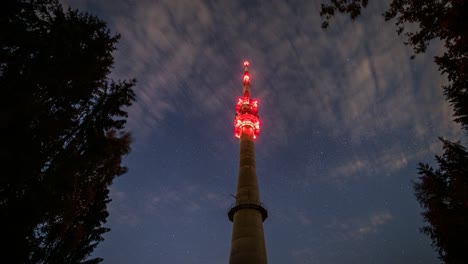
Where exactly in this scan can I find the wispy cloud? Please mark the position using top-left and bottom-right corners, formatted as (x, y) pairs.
(107, 187), (140, 227)
(327, 139), (444, 183)
(326, 210), (393, 240)
(145, 182), (229, 215)
(290, 247), (318, 263)
(61, 0), (461, 152)
(351, 211), (393, 239)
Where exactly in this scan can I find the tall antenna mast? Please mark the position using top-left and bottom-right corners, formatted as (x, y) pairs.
(228, 61), (268, 264)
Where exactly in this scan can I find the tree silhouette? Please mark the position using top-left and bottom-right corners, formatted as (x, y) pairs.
(416, 139), (468, 264)
(320, 1), (468, 263)
(320, 0), (369, 28)
(0, 0), (136, 263)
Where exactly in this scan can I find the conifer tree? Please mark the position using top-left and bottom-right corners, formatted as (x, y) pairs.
(0, 1), (136, 263)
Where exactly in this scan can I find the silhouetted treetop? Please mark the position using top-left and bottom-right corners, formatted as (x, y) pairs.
(1, 0), (136, 263)
(320, 0), (368, 28)
(416, 139), (468, 264)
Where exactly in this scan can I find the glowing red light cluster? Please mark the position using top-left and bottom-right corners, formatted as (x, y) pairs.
(234, 97), (260, 139)
(243, 61), (250, 83)
(234, 60), (260, 139)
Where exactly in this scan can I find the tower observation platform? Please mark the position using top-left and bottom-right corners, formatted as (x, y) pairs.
(228, 61), (268, 264)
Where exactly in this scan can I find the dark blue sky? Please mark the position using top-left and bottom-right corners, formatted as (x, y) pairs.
(62, 0), (462, 263)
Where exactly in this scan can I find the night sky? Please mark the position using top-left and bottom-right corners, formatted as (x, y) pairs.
(62, 0), (462, 263)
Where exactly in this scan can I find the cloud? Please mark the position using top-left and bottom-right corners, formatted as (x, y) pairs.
(290, 247), (318, 262)
(326, 210), (393, 240)
(65, 0), (458, 139)
(326, 139), (445, 183)
(330, 159), (370, 180)
(61, 0), (463, 177)
(351, 211), (393, 239)
(145, 183), (229, 215)
(107, 188), (140, 227)
(103, 182), (225, 229)
(297, 210), (313, 226)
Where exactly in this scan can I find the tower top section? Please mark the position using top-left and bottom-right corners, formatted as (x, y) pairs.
(243, 61), (250, 98)
(234, 60), (261, 139)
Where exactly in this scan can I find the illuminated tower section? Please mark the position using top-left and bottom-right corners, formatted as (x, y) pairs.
(228, 61), (268, 264)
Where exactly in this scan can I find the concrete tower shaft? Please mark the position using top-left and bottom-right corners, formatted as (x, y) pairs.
(228, 62), (268, 264)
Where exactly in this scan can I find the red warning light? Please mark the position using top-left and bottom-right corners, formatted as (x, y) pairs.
(234, 61), (260, 139)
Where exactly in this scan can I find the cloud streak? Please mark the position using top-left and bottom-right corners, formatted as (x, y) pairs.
(326, 210), (393, 240)
(145, 182), (229, 216)
(62, 0), (461, 152)
(351, 211), (393, 239)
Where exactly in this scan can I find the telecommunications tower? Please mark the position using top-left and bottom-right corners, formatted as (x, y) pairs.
(228, 61), (268, 264)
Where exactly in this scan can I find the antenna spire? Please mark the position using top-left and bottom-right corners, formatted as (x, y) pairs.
(243, 61), (250, 98)
(234, 60), (260, 139)
(229, 60), (268, 264)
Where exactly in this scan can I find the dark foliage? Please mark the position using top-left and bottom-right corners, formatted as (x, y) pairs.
(320, 0), (368, 28)
(416, 139), (468, 264)
(0, 0), (136, 263)
(383, 0), (468, 131)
